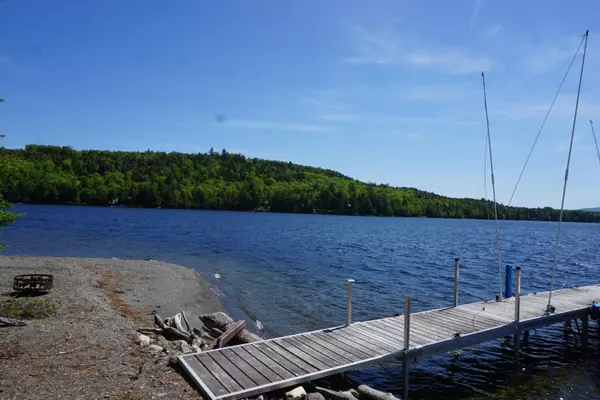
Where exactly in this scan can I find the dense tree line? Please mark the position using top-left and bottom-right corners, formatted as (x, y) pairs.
(1, 145), (598, 222)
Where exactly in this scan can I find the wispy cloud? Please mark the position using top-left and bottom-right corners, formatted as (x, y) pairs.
(344, 26), (491, 74)
(318, 113), (357, 122)
(407, 49), (491, 73)
(225, 119), (332, 133)
(469, 0), (483, 28)
(302, 93), (359, 122)
(0, 54), (29, 75)
(552, 136), (596, 153)
(399, 84), (479, 102)
(495, 97), (600, 120)
(484, 22), (503, 37)
(406, 132), (424, 140)
(521, 35), (585, 74)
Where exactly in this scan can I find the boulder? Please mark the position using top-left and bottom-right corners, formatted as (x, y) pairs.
(286, 386), (307, 400)
(306, 393), (326, 400)
(148, 344), (164, 353)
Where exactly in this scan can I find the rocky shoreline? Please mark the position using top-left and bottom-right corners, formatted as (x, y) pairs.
(0, 256), (398, 400)
(0, 256), (223, 399)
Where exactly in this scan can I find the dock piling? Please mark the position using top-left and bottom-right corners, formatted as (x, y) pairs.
(346, 279), (355, 326)
(403, 295), (411, 400)
(514, 266), (521, 322)
(453, 258), (460, 307)
(513, 266), (521, 363)
(505, 263), (514, 298)
(582, 310), (589, 347)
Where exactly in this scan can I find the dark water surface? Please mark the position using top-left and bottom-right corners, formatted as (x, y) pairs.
(4, 204), (600, 399)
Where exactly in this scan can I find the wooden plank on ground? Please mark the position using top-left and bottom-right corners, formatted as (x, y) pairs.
(216, 320), (246, 349)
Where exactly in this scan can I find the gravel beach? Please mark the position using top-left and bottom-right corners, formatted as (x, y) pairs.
(0, 256), (222, 399)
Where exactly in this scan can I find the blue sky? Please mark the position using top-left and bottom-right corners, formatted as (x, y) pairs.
(1, 1), (599, 208)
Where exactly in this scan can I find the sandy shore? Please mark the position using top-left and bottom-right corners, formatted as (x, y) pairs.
(0, 256), (222, 399)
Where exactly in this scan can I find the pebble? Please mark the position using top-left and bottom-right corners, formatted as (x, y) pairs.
(168, 355), (179, 366)
(139, 334), (151, 347)
(306, 393), (325, 400)
(180, 342), (193, 354)
(148, 344), (164, 353)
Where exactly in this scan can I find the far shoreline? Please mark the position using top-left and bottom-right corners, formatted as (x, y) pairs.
(10, 202), (600, 224)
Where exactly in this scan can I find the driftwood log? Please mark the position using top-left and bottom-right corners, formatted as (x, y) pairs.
(314, 387), (357, 400)
(357, 385), (402, 400)
(154, 313), (193, 342)
(0, 317), (28, 327)
(199, 312), (262, 343)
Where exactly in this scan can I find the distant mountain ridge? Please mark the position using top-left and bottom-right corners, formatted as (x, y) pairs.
(2, 144), (600, 223)
(582, 207), (600, 212)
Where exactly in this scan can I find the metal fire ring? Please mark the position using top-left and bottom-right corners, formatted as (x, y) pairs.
(13, 274), (54, 294)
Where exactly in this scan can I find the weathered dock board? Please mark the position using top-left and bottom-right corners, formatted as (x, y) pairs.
(179, 284), (600, 400)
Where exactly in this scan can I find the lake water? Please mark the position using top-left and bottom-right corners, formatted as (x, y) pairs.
(3, 204), (600, 399)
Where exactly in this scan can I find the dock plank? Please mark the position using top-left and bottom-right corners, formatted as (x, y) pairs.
(282, 337), (340, 368)
(343, 326), (402, 352)
(253, 342), (312, 376)
(295, 334), (357, 363)
(240, 344), (295, 379)
(182, 355), (229, 397)
(223, 348), (275, 384)
(196, 353), (243, 393)
(314, 331), (381, 358)
(209, 351), (257, 389)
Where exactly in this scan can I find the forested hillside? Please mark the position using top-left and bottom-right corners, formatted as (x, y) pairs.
(1, 145), (598, 222)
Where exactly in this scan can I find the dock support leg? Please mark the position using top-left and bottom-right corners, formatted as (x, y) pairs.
(523, 330), (530, 341)
(513, 332), (520, 365)
(564, 321), (571, 341)
(403, 296), (411, 400)
(346, 279), (355, 326)
(403, 355), (410, 400)
(582, 312), (589, 348)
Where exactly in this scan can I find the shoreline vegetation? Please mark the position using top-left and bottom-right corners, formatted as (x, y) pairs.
(2, 144), (599, 222)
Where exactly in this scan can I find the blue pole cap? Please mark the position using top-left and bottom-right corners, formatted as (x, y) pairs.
(506, 263), (513, 267)
(455, 257), (460, 261)
(515, 266), (521, 270)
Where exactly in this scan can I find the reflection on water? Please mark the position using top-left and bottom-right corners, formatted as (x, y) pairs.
(4, 204), (600, 399)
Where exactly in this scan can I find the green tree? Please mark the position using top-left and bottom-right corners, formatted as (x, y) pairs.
(0, 136), (24, 249)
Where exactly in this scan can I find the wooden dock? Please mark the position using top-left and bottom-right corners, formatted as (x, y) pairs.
(179, 283), (600, 400)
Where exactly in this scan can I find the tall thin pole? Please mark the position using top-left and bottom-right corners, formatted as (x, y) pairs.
(591, 120), (600, 165)
(547, 30), (589, 313)
(481, 72), (503, 301)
